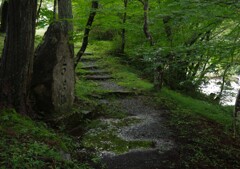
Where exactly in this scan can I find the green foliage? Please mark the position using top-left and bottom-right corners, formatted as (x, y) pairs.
(0, 109), (92, 169)
(37, 0), (240, 93)
(98, 56), (154, 92)
(155, 88), (233, 126)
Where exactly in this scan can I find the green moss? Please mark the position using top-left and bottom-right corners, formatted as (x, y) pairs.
(82, 129), (153, 154)
(99, 103), (128, 119)
(0, 109), (92, 169)
(97, 56), (153, 92)
(82, 120), (153, 154)
(75, 80), (107, 103)
(155, 88), (232, 126)
(83, 129), (152, 154)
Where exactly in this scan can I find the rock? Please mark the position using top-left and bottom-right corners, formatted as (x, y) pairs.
(31, 22), (75, 114)
(60, 150), (71, 161)
(81, 65), (99, 70)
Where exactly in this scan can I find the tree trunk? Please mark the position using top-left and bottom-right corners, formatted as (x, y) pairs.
(139, 0), (161, 90)
(53, 0), (57, 20)
(58, 0), (74, 57)
(0, 0), (37, 114)
(121, 0), (128, 54)
(36, 0), (43, 24)
(75, 0), (98, 68)
(0, 1), (8, 33)
(139, 0), (153, 46)
(233, 89), (240, 136)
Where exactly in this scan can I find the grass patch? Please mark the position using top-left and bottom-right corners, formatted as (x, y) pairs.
(97, 56), (153, 92)
(0, 109), (92, 169)
(153, 88), (240, 168)
(75, 79), (107, 103)
(156, 88), (232, 127)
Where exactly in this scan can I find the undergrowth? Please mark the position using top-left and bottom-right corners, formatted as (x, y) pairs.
(156, 88), (233, 127)
(0, 109), (92, 169)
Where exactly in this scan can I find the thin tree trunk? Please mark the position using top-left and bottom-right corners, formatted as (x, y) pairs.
(75, 0), (98, 69)
(218, 65), (230, 102)
(36, 0), (43, 23)
(234, 89), (240, 137)
(139, 0), (162, 90)
(0, 1), (8, 33)
(0, 0), (37, 114)
(139, 0), (153, 46)
(121, 0), (128, 54)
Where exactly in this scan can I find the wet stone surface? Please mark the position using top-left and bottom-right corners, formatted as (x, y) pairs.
(98, 81), (126, 91)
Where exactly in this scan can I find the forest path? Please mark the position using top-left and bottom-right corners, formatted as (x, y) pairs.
(79, 55), (178, 169)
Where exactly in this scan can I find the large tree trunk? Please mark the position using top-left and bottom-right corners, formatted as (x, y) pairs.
(0, 0), (37, 114)
(0, 1), (8, 33)
(53, 0), (57, 20)
(58, 0), (74, 57)
(75, 0), (98, 68)
(32, 0), (75, 114)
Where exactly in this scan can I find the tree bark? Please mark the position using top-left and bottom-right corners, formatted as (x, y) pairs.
(75, 0), (98, 69)
(0, 0), (37, 114)
(139, 0), (153, 46)
(58, 0), (74, 57)
(0, 1), (8, 33)
(53, 0), (57, 20)
(234, 89), (240, 136)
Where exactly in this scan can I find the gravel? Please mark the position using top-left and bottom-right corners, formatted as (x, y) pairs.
(116, 98), (175, 152)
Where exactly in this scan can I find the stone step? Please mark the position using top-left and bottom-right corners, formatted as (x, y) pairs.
(106, 90), (135, 96)
(81, 65), (99, 70)
(85, 75), (113, 81)
(77, 70), (110, 76)
(99, 90), (136, 98)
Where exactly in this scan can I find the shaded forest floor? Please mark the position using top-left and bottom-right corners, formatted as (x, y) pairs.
(1, 39), (240, 168)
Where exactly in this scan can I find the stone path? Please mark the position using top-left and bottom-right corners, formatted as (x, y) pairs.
(79, 56), (177, 169)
